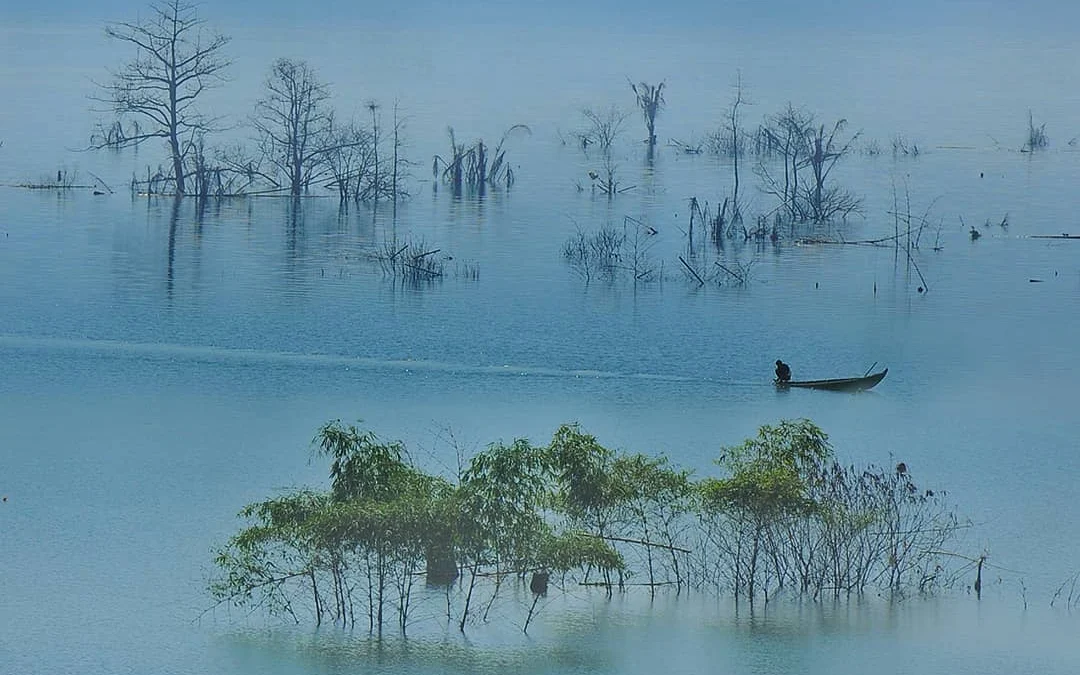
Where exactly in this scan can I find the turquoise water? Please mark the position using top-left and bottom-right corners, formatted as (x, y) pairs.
(2, 6), (1080, 674)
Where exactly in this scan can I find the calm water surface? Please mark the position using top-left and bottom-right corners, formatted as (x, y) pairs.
(2, 7), (1080, 674)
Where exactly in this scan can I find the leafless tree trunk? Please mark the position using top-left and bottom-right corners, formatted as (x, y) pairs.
(93, 0), (230, 195)
(392, 104), (400, 212)
(368, 101), (380, 206)
(390, 102), (412, 214)
(756, 104), (813, 221)
(253, 58), (335, 197)
(803, 120), (862, 222)
(325, 122), (374, 204)
(629, 80), (665, 147)
(729, 72), (744, 221)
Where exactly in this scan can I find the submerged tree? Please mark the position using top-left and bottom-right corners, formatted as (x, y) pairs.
(455, 438), (552, 630)
(92, 0), (231, 195)
(210, 420), (622, 635)
(727, 73), (745, 221)
(579, 106), (629, 153)
(756, 105), (861, 223)
(548, 423), (623, 545)
(211, 421), (457, 634)
(576, 107), (632, 197)
(629, 80), (665, 148)
(1024, 110), (1048, 152)
(757, 104), (808, 221)
(700, 420), (829, 603)
(696, 419), (960, 604)
(613, 453), (695, 592)
(252, 58), (336, 197)
(432, 124), (531, 195)
(210, 418), (964, 632)
(803, 119), (862, 222)
(324, 121), (375, 203)
(388, 103), (411, 210)
(322, 102), (411, 206)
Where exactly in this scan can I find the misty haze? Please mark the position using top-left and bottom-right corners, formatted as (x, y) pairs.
(2, 2), (1079, 674)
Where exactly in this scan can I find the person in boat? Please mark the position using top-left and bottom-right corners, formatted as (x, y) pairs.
(775, 359), (792, 383)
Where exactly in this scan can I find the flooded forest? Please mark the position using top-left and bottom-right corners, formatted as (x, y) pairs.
(3, 1), (1080, 674)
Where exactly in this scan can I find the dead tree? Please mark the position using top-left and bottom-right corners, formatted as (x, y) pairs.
(756, 104), (813, 222)
(252, 58), (335, 197)
(579, 106), (628, 153)
(803, 120), (862, 222)
(629, 80), (665, 147)
(93, 0), (230, 195)
(756, 105), (861, 223)
(367, 101), (380, 206)
(324, 122), (375, 204)
(728, 72), (744, 222)
(389, 102), (412, 212)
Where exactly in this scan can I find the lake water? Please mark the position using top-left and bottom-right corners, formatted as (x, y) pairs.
(2, 5), (1080, 674)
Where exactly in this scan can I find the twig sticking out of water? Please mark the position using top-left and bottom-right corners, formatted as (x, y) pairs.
(679, 256), (704, 286)
(88, 171), (115, 194)
(1051, 571), (1080, 610)
(376, 236), (447, 283)
(715, 262), (744, 284)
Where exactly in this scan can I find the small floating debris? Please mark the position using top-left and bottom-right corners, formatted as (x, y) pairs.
(1031, 233), (1080, 239)
(1029, 279), (1044, 283)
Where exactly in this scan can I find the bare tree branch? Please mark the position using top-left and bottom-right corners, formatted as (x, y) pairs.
(252, 58), (337, 197)
(91, 0), (230, 195)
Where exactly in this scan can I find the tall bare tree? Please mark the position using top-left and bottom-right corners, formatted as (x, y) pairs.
(252, 58), (335, 197)
(325, 121), (374, 204)
(728, 72), (745, 222)
(756, 105), (860, 223)
(804, 120), (862, 222)
(367, 101), (380, 206)
(94, 0), (230, 195)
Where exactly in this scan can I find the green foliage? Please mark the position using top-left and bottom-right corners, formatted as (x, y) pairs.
(703, 419), (829, 518)
(701, 465), (815, 518)
(209, 490), (331, 621)
(548, 423), (619, 523)
(613, 453), (693, 506)
(210, 417), (964, 632)
(720, 418), (831, 474)
(458, 438), (553, 567)
(314, 420), (415, 503)
(695, 419), (961, 603)
(536, 531), (624, 574)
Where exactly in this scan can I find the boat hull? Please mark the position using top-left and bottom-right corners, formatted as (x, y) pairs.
(776, 368), (888, 392)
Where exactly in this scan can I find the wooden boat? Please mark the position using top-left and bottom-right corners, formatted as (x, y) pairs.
(776, 368), (888, 392)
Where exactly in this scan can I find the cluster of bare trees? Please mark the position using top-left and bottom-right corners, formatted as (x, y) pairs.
(570, 79), (665, 196)
(91, 1), (866, 233)
(703, 100), (862, 228)
(92, 0), (407, 205)
(562, 216), (658, 283)
(754, 104), (862, 223)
